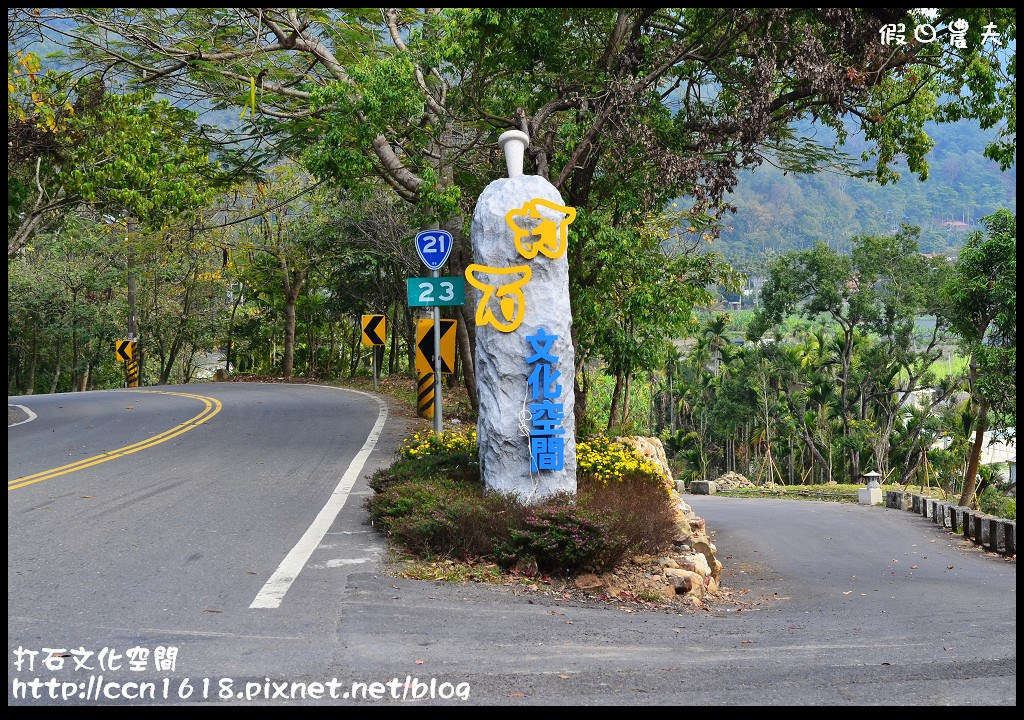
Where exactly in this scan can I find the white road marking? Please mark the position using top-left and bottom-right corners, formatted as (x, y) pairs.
(321, 558), (369, 568)
(8, 404), (37, 427)
(250, 386), (388, 609)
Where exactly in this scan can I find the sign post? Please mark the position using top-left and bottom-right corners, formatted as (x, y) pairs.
(361, 314), (386, 391)
(414, 229), (455, 435)
(431, 268), (443, 433)
(116, 340), (139, 388)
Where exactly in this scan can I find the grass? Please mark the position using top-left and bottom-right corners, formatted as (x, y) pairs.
(716, 483), (859, 502)
(330, 372), (477, 423)
(396, 556), (511, 584)
(714, 482), (954, 503)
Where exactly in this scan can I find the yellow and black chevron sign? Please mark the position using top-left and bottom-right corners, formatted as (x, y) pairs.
(361, 314), (386, 346)
(115, 339), (133, 363)
(125, 342), (139, 388)
(416, 371), (434, 419)
(415, 318), (456, 375)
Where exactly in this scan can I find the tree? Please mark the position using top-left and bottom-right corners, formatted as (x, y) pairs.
(943, 209), (1015, 506)
(752, 228), (952, 482)
(7, 52), (217, 257)
(12, 8), (1015, 412)
(578, 210), (736, 432)
(223, 166), (341, 378)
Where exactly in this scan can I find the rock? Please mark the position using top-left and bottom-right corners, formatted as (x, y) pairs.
(677, 552), (712, 578)
(616, 436), (674, 488)
(660, 585), (677, 601)
(664, 569), (704, 597)
(574, 573), (603, 591)
(674, 519), (694, 541)
(689, 517), (706, 534)
(706, 577), (719, 595)
(692, 539), (717, 569)
(715, 471), (753, 490)
(471, 173), (576, 501)
(658, 556), (680, 569)
(711, 558), (723, 582)
(600, 573), (623, 595)
(631, 554), (655, 565)
(689, 480), (716, 495)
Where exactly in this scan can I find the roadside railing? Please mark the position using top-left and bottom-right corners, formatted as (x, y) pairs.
(885, 490), (1016, 556)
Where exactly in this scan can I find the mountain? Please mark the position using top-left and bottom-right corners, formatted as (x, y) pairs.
(713, 119), (1016, 276)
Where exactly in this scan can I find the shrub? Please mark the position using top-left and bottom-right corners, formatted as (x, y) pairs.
(495, 495), (628, 574)
(979, 485), (1016, 520)
(368, 477), (526, 558)
(401, 428), (478, 466)
(369, 429), (480, 492)
(367, 430), (678, 574)
(576, 435), (667, 491)
(580, 474), (678, 557)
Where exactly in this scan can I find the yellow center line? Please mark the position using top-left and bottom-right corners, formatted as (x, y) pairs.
(8, 390), (223, 491)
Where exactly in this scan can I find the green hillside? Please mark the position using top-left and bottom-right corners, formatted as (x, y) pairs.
(715, 120), (1016, 275)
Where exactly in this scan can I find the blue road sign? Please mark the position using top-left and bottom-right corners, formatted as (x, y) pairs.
(415, 230), (454, 271)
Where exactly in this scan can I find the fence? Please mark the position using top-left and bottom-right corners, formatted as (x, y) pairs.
(885, 490), (1016, 556)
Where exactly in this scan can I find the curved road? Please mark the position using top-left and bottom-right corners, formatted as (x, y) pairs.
(7, 384), (1015, 705)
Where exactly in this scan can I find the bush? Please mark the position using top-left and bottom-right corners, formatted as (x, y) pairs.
(366, 430), (678, 574)
(576, 435), (667, 490)
(580, 474), (678, 557)
(368, 477), (526, 558)
(368, 428), (480, 492)
(979, 485), (1016, 520)
(401, 428), (478, 466)
(495, 495), (628, 574)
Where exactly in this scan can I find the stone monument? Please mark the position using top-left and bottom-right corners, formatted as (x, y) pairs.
(466, 130), (577, 502)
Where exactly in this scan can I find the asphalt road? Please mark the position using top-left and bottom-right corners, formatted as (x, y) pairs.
(7, 384), (1016, 705)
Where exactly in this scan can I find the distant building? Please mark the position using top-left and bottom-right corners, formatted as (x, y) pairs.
(931, 427), (1016, 483)
(941, 220), (969, 231)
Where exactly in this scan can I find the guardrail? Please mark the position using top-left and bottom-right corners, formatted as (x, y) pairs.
(885, 490), (1016, 556)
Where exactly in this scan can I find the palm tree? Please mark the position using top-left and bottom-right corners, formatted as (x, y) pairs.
(697, 313), (731, 378)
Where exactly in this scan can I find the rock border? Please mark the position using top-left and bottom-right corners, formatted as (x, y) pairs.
(885, 490), (1016, 556)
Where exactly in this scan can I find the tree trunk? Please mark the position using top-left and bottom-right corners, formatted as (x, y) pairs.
(50, 337), (63, 394)
(282, 296), (297, 378)
(959, 401), (988, 507)
(388, 302), (399, 375)
(306, 314), (317, 377)
(607, 370), (623, 432)
(454, 304), (478, 412)
(621, 371), (633, 429)
(325, 321), (336, 379)
(26, 325), (38, 395)
(225, 291), (242, 374)
(571, 323), (587, 435)
(403, 304), (416, 375)
(348, 318), (360, 377)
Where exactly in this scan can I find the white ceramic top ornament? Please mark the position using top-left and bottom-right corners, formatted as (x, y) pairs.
(497, 130), (529, 178)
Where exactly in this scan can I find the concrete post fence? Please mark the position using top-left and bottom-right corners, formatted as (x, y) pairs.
(884, 491), (1015, 556)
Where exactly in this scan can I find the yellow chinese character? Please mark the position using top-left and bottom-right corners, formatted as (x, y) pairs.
(506, 198), (576, 260)
(464, 264), (532, 332)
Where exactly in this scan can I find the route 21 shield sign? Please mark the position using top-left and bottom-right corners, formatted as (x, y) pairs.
(415, 230), (454, 271)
